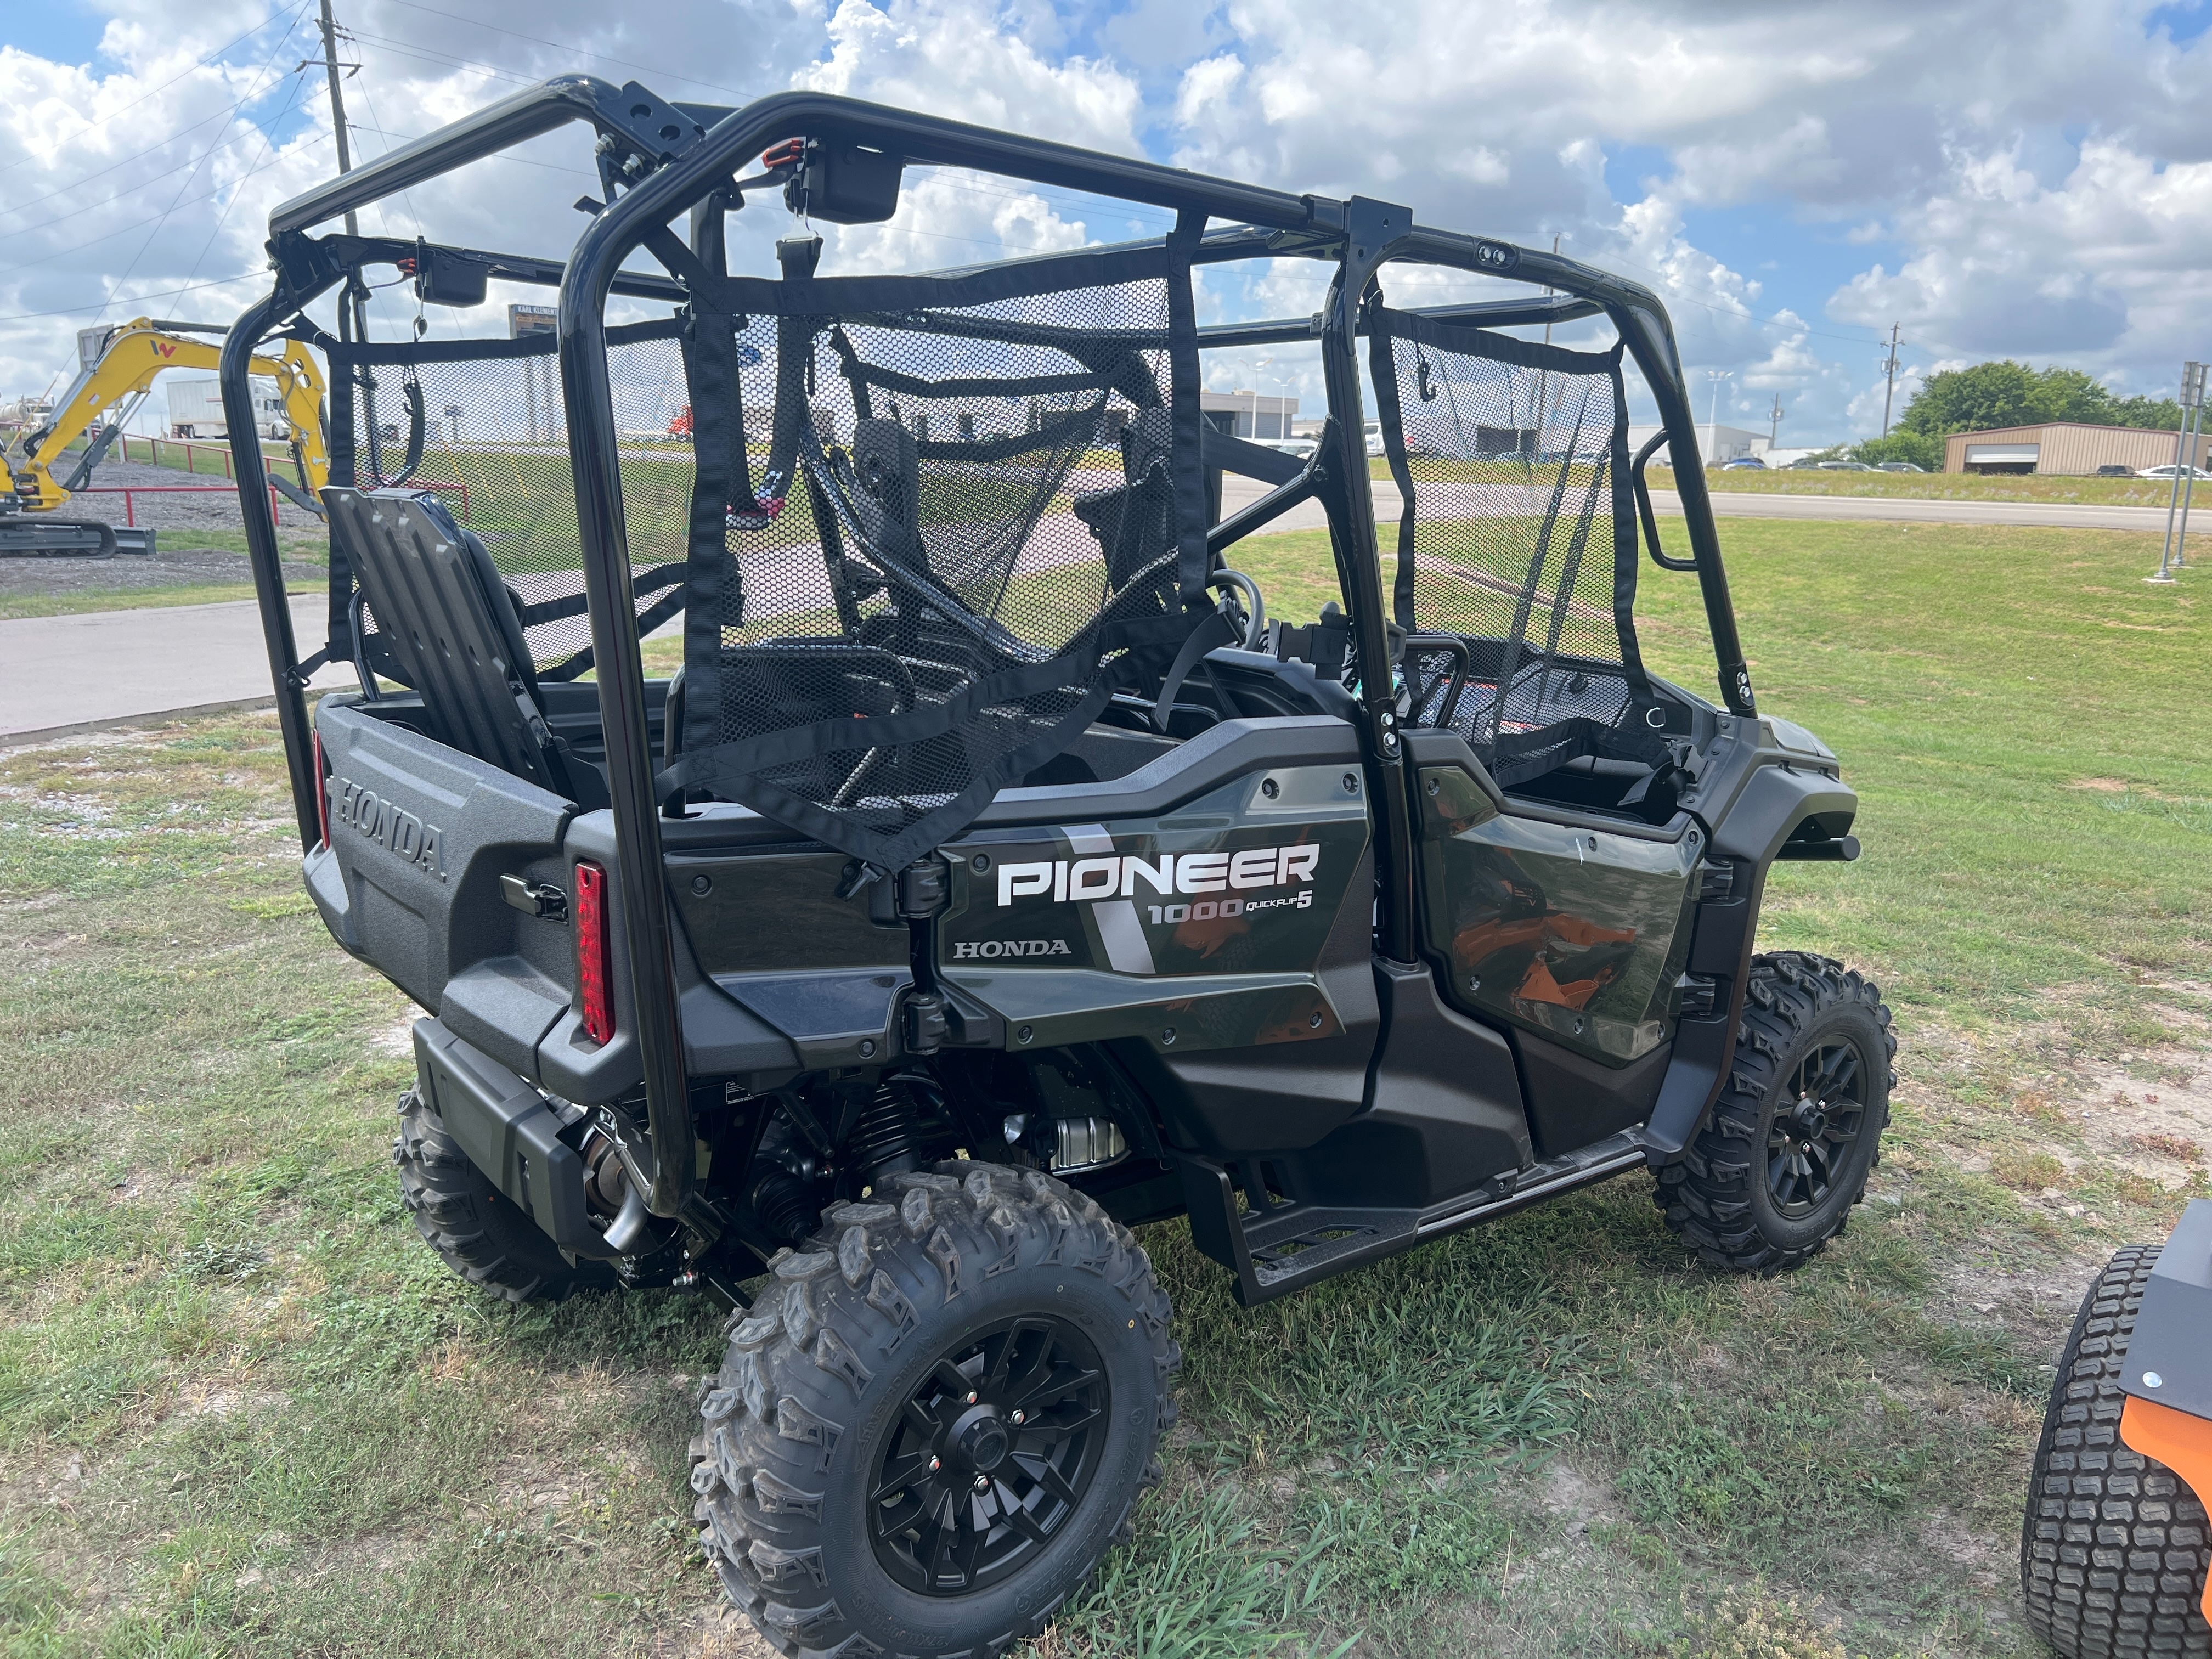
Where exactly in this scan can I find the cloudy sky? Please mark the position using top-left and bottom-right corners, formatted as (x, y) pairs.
(3, 0), (2209, 443)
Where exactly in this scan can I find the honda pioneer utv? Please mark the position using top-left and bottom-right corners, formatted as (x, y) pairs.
(225, 76), (1893, 1658)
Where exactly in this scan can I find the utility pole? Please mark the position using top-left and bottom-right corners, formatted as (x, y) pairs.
(2151, 360), (2205, 584)
(314, 0), (376, 467)
(1880, 322), (1902, 437)
(1768, 393), (1785, 447)
(315, 0), (357, 232)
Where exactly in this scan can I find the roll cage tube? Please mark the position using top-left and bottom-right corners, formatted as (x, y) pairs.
(239, 76), (1758, 1215)
(1503, 240), (1753, 716)
(554, 92), (1355, 1218)
(222, 292), (326, 852)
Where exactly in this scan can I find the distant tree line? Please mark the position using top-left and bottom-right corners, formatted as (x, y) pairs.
(1844, 361), (2186, 471)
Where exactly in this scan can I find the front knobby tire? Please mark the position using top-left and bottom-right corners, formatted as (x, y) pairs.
(1653, 951), (1895, 1274)
(2022, 1245), (2212, 1657)
(691, 1161), (1179, 1659)
(392, 1087), (613, 1303)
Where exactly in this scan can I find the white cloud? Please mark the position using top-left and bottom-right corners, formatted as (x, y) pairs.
(1830, 135), (2212, 372)
(796, 0), (1142, 155)
(3, 0), (2210, 445)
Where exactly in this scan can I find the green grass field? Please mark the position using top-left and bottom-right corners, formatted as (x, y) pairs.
(1361, 456), (2184, 507)
(2, 518), (2208, 1655)
(1647, 466), (2182, 509)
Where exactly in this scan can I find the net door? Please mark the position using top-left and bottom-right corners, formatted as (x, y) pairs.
(1369, 308), (1650, 786)
(663, 244), (1208, 871)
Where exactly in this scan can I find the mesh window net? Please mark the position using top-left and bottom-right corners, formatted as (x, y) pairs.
(1369, 306), (1652, 787)
(327, 320), (693, 683)
(664, 243), (1205, 871)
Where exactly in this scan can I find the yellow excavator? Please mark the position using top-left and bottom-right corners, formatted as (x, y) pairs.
(2, 318), (329, 556)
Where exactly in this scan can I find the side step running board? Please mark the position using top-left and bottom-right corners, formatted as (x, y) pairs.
(1174, 1131), (1650, 1306)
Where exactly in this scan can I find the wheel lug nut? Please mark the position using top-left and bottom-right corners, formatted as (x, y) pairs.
(1011, 1411), (1024, 1426)
(928, 1457), (940, 1472)
(974, 1474), (990, 1491)
(966, 1392), (978, 1404)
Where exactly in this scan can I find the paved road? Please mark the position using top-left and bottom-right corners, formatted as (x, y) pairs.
(1, 596), (356, 745)
(1220, 475), (2176, 535)
(1, 483), (2180, 744)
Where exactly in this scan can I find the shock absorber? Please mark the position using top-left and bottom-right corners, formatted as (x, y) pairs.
(853, 1080), (924, 1184)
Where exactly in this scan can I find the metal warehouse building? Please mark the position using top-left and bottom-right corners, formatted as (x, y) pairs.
(1943, 421), (2210, 475)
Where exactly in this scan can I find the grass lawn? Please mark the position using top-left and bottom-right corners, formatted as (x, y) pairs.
(3, 518), (2210, 1655)
(1649, 466), (2182, 509)
(1361, 456), (2187, 507)
(0, 534), (328, 622)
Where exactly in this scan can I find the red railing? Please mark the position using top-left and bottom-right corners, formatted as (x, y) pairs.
(115, 432), (235, 479)
(73, 484), (287, 526)
(69, 478), (467, 531)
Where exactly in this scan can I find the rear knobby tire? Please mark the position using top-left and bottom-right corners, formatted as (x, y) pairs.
(691, 1161), (1178, 1659)
(1653, 951), (1895, 1274)
(2022, 1245), (2212, 1657)
(392, 1087), (613, 1303)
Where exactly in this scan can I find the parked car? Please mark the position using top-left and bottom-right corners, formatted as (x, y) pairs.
(2095, 464), (2134, 477)
(1265, 437), (1318, 461)
(1363, 420), (1386, 458)
(2138, 464), (2212, 480)
(1819, 460), (1877, 471)
(1716, 456), (1767, 470)
(1876, 461), (1925, 473)
(1787, 457), (1828, 469)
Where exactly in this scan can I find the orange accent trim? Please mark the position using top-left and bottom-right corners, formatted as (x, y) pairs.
(2120, 1394), (2212, 1623)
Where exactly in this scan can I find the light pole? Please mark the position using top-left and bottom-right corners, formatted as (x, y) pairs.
(1880, 323), (1902, 437)
(1706, 370), (1734, 467)
(2153, 361), (2206, 584)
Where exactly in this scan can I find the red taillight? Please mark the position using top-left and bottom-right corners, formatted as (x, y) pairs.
(574, 861), (614, 1044)
(312, 727), (330, 849)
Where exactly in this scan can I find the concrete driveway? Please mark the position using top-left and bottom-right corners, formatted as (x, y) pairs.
(1, 595), (356, 746)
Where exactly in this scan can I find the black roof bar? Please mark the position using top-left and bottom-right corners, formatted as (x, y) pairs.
(1198, 294), (1609, 351)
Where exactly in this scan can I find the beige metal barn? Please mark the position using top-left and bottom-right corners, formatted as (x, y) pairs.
(1943, 420), (2210, 475)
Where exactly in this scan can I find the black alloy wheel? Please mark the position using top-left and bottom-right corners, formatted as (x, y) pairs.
(868, 1314), (1110, 1595)
(693, 1163), (1180, 1659)
(1651, 951), (1896, 1274)
(1766, 1041), (1868, 1218)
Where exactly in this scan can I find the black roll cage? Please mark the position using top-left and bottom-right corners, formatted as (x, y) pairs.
(224, 74), (1755, 1220)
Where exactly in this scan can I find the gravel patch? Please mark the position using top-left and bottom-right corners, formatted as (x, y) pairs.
(41, 456), (315, 533)
(0, 545), (323, 601)
(5, 457), (323, 602)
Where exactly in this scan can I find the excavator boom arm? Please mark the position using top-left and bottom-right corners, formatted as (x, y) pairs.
(6, 319), (327, 516)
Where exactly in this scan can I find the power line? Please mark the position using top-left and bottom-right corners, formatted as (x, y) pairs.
(0, 112), (309, 242)
(0, 128), (329, 279)
(0, 108), (239, 229)
(0, 272), (267, 324)
(93, 16), (313, 334)
(21, 6), (309, 155)
(182, 57), (315, 292)
(370, 0), (755, 100)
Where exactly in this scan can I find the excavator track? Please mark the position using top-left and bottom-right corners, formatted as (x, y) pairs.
(0, 517), (128, 557)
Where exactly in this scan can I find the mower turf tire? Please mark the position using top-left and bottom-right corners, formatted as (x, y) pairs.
(2022, 1244), (2212, 1658)
(392, 1087), (614, 1304)
(692, 1161), (1179, 1658)
(1652, 950), (1895, 1274)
